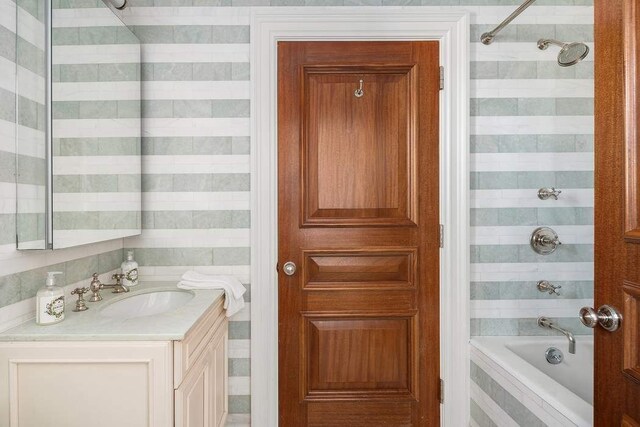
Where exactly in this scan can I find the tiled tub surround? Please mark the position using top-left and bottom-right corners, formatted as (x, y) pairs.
(0, 1), (126, 334)
(29, 1), (593, 425)
(470, 337), (593, 426)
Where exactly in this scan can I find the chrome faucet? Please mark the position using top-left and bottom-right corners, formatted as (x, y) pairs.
(88, 273), (129, 302)
(537, 317), (576, 354)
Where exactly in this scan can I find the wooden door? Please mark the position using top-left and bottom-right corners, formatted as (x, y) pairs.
(277, 41), (440, 426)
(595, 0), (640, 424)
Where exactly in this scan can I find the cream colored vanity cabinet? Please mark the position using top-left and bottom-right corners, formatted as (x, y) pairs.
(174, 295), (228, 427)
(0, 297), (227, 427)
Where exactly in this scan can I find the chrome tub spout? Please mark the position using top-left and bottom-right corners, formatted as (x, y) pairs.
(537, 316), (576, 354)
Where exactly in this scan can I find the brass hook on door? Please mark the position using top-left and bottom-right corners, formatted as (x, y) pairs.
(354, 79), (364, 98)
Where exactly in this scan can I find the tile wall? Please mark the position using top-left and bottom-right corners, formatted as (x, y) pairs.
(113, 1), (593, 425)
(0, 0), (124, 333)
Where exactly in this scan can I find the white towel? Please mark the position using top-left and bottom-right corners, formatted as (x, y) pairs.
(178, 271), (246, 317)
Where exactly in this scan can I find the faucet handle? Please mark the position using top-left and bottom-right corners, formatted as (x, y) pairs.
(111, 273), (129, 293)
(530, 227), (562, 255)
(89, 273), (103, 302)
(71, 287), (90, 312)
(537, 280), (561, 296)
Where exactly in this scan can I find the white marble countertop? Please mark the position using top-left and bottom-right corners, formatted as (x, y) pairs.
(0, 282), (224, 342)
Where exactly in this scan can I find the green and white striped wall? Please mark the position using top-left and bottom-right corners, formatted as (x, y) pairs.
(0, 1), (593, 426)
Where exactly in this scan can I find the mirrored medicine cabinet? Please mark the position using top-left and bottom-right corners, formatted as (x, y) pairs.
(15, 0), (141, 250)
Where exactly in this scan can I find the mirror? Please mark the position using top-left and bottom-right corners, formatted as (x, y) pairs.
(16, 1), (141, 250)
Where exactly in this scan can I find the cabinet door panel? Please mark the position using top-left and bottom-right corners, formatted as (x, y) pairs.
(0, 341), (173, 427)
(175, 325), (228, 427)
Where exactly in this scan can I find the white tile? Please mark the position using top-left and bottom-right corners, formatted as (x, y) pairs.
(472, 79), (594, 99)
(16, 6), (45, 50)
(54, 119), (141, 138)
(0, 0), (16, 34)
(142, 81), (250, 101)
(472, 116), (594, 136)
(471, 152), (593, 172)
(471, 262), (594, 282)
(126, 229), (250, 249)
(228, 339), (250, 359)
(117, 7), (250, 26)
(468, 6), (593, 25)
(54, 82), (142, 102)
(53, 45), (141, 64)
(228, 376), (250, 395)
(142, 118), (249, 137)
(54, 156), (140, 175)
(470, 298), (593, 318)
(53, 7), (128, 27)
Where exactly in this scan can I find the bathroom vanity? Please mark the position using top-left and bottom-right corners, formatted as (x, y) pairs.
(0, 284), (227, 427)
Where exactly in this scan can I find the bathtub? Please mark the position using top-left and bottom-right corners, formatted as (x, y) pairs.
(471, 336), (593, 426)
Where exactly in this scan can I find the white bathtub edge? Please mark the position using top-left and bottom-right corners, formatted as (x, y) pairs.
(471, 345), (575, 427)
(471, 337), (593, 427)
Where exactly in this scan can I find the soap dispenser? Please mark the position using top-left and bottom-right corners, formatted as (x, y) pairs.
(36, 272), (65, 325)
(121, 250), (139, 287)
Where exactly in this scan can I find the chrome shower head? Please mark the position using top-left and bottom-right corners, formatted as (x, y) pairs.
(537, 38), (589, 67)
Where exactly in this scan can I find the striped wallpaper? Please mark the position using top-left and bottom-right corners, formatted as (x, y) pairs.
(0, 0), (593, 426)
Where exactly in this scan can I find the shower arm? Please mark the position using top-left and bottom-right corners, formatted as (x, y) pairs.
(537, 38), (565, 49)
(480, 0), (538, 45)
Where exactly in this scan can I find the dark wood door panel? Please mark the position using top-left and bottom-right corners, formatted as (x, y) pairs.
(304, 290), (417, 312)
(596, 0), (640, 424)
(302, 65), (417, 227)
(303, 250), (416, 289)
(623, 415), (640, 427)
(279, 41), (440, 426)
(304, 317), (414, 396)
(624, 281), (640, 383)
(307, 402), (413, 427)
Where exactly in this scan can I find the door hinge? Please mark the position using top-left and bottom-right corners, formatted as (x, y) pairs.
(439, 66), (444, 90)
(439, 224), (444, 248)
(439, 378), (444, 404)
(276, 262), (280, 273)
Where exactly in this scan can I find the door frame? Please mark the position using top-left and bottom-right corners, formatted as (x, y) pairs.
(250, 8), (470, 426)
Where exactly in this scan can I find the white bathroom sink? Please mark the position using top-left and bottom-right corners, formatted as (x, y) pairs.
(99, 289), (195, 319)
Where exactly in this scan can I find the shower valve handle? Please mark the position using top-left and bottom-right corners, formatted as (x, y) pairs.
(537, 280), (561, 296)
(538, 187), (562, 200)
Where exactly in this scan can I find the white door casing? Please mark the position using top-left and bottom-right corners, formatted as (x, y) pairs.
(250, 8), (470, 426)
